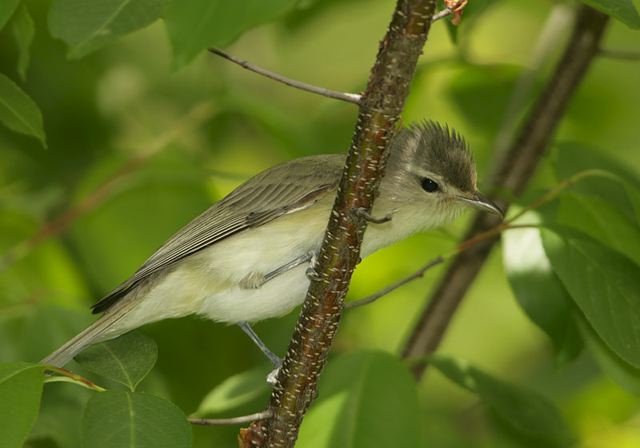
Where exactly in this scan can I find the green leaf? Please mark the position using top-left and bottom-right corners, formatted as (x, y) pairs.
(193, 366), (269, 416)
(21, 305), (93, 362)
(0, 0), (20, 31)
(0, 73), (46, 147)
(447, 64), (522, 134)
(555, 193), (640, 265)
(542, 229), (640, 368)
(75, 331), (158, 391)
(48, 0), (169, 59)
(431, 356), (574, 447)
(579, 0), (640, 28)
(576, 315), (640, 395)
(553, 143), (640, 225)
(10, 4), (34, 81)
(297, 351), (421, 448)
(82, 391), (192, 448)
(502, 223), (582, 363)
(0, 362), (45, 448)
(624, 182), (640, 225)
(165, 0), (298, 68)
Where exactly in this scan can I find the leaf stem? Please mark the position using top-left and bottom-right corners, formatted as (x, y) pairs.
(44, 366), (106, 392)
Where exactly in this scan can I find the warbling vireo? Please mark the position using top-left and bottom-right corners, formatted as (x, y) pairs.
(42, 121), (501, 368)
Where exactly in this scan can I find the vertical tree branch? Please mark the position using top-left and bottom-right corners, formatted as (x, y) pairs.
(239, 1), (438, 446)
(402, 4), (609, 377)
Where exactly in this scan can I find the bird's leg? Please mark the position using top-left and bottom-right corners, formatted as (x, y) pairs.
(305, 250), (322, 282)
(238, 321), (282, 385)
(352, 207), (393, 224)
(239, 252), (313, 289)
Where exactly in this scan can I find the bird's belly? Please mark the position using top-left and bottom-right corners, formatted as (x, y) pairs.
(177, 206), (330, 323)
(198, 264), (310, 323)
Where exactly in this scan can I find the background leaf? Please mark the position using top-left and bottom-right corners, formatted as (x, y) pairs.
(75, 331), (158, 391)
(577, 315), (640, 396)
(0, 0), (20, 31)
(555, 192), (640, 265)
(165, 0), (298, 68)
(0, 362), (45, 448)
(48, 0), (169, 59)
(579, 0), (640, 28)
(10, 4), (34, 81)
(431, 356), (574, 447)
(193, 365), (269, 416)
(82, 390), (192, 448)
(297, 351), (422, 448)
(542, 229), (640, 368)
(553, 143), (640, 225)
(502, 222), (582, 363)
(0, 73), (45, 146)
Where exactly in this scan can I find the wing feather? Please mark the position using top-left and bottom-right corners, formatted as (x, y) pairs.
(92, 154), (344, 313)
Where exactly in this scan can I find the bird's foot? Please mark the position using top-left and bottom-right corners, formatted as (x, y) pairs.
(305, 250), (322, 281)
(266, 362), (281, 386)
(352, 207), (393, 224)
(239, 271), (267, 289)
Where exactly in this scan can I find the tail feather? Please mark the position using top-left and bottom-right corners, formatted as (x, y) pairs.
(40, 306), (131, 367)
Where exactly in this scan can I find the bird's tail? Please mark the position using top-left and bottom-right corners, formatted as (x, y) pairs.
(40, 304), (131, 368)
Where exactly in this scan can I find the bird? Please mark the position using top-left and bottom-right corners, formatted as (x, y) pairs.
(41, 121), (501, 368)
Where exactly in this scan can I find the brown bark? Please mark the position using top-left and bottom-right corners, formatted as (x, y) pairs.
(402, 4), (610, 377)
(238, 1), (439, 446)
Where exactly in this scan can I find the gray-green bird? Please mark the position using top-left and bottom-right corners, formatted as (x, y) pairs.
(42, 121), (501, 368)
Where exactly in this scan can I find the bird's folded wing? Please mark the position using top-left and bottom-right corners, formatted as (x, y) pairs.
(91, 154), (344, 313)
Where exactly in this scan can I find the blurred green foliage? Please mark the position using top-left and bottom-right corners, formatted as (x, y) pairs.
(1, 0), (639, 447)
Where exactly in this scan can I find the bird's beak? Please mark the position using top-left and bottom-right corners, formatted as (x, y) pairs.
(457, 192), (504, 218)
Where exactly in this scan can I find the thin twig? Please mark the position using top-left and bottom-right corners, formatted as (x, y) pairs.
(598, 48), (640, 61)
(208, 8), (455, 108)
(346, 257), (444, 309)
(189, 410), (271, 426)
(432, 7), (455, 21)
(208, 48), (362, 105)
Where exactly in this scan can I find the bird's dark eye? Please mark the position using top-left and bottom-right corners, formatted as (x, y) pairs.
(421, 178), (439, 193)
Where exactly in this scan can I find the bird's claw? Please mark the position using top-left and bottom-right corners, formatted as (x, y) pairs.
(352, 207), (393, 224)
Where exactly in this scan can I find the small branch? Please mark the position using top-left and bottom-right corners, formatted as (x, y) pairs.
(189, 410), (271, 426)
(346, 257), (444, 309)
(598, 48), (640, 61)
(0, 103), (214, 273)
(43, 366), (106, 392)
(208, 48), (362, 105)
(401, 4), (610, 378)
(490, 3), (573, 171)
(207, 6), (457, 108)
